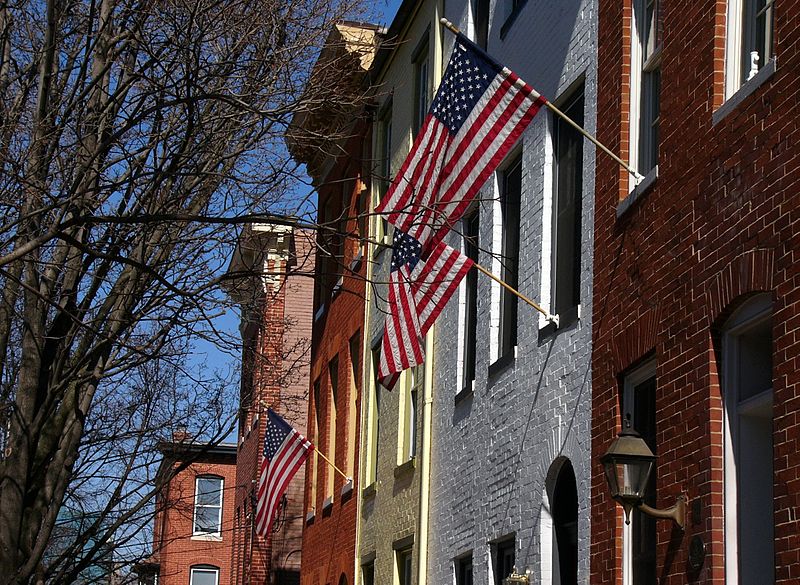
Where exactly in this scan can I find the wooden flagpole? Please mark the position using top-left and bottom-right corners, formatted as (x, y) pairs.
(474, 263), (558, 326)
(258, 400), (351, 481)
(315, 449), (351, 481)
(438, 17), (644, 183)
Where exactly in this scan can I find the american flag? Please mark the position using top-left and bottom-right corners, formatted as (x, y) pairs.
(378, 229), (474, 389)
(255, 408), (313, 537)
(375, 33), (546, 249)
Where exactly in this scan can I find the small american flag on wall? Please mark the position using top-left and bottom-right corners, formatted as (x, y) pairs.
(255, 408), (313, 538)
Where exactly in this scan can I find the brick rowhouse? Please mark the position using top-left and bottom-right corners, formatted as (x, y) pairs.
(592, 1), (800, 584)
(226, 221), (315, 584)
(285, 22), (378, 585)
(149, 441), (238, 585)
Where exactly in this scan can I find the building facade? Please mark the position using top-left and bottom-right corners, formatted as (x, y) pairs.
(288, 22), (379, 585)
(591, 1), (800, 584)
(358, 3), (445, 584)
(427, 0), (597, 584)
(149, 441), (238, 585)
(226, 222), (315, 584)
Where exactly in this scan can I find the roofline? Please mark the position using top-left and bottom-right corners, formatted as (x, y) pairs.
(370, 0), (423, 83)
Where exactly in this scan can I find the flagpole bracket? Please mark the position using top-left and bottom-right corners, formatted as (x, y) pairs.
(547, 313), (560, 328)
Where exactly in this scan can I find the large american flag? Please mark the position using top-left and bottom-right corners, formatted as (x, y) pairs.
(375, 33), (546, 249)
(255, 408), (313, 537)
(378, 229), (474, 389)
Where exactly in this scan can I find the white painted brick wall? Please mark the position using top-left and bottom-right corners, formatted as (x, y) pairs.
(429, 0), (597, 583)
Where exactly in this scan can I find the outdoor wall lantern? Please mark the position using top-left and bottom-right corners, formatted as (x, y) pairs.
(601, 426), (687, 530)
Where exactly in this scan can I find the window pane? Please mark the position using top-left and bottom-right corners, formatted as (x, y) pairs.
(362, 563), (375, 585)
(190, 569), (218, 585)
(196, 478), (222, 506)
(553, 90), (584, 316)
(194, 506), (220, 534)
(456, 555), (473, 585)
(500, 159), (521, 357)
(462, 211), (479, 386)
(494, 539), (515, 583)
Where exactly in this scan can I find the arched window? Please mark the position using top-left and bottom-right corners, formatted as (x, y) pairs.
(721, 294), (773, 584)
(338, 574), (348, 585)
(541, 458), (578, 585)
(189, 565), (220, 585)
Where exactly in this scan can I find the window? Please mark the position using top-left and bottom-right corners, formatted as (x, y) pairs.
(362, 561), (375, 585)
(721, 294), (773, 585)
(310, 380), (321, 510)
(551, 89), (584, 321)
(365, 347), (381, 485)
(630, 0), (662, 179)
(552, 461), (578, 585)
(461, 210), (479, 391)
(375, 103), (393, 248)
(413, 36), (430, 135)
(190, 566), (219, 585)
(494, 538), (516, 584)
(456, 553), (473, 585)
(347, 332), (361, 477)
(396, 548), (413, 585)
(193, 476), (223, 536)
(327, 356), (339, 497)
(621, 361), (657, 585)
(495, 156), (521, 366)
(472, 0), (490, 49)
(400, 365), (422, 462)
(726, 0), (775, 96)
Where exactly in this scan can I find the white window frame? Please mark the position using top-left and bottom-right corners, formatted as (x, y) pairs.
(721, 294), (773, 585)
(621, 360), (656, 585)
(189, 566), (219, 585)
(192, 476), (223, 538)
(725, 0), (775, 98)
(629, 0), (661, 188)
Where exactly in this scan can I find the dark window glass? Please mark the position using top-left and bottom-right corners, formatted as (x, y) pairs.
(361, 562), (374, 585)
(631, 376), (657, 585)
(494, 538), (515, 583)
(472, 0), (490, 49)
(397, 549), (413, 585)
(456, 554), (473, 585)
(553, 461), (579, 585)
(552, 89), (584, 318)
(462, 211), (479, 387)
(413, 40), (430, 135)
(499, 158), (521, 359)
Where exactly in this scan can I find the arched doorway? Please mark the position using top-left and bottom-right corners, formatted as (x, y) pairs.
(542, 458), (578, 585)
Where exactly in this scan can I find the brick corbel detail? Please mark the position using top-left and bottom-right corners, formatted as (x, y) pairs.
(705, 248), (775, 324)
(611, 303), (662, 374)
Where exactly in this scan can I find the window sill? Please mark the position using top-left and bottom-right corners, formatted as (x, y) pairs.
(500, 0), (528, 40)
(314, 303), (326, 322)
(538, 305), (579, 340)
(713, 58), (776, 126)
(322, 495), (334, 515)
(341, 477), (354, 497)
(617, 166), (658, 218)
(191, 533), (222, 542)
(362, 482), (377, 499)
(488, 349), (516, 379)
(394, 457), (416, 478)
(305, 508), (315, 524)
(454, 381), (474, 405)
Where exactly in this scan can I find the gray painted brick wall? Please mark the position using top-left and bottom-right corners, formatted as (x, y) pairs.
(430, 0), (597, 583)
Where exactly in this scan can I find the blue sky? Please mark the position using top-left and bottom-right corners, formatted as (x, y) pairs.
(189, 0), (406, 436)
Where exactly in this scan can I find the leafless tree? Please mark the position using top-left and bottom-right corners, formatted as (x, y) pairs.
(0, 0), (373, 582)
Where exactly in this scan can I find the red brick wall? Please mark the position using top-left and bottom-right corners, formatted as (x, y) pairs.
(155, 454), (237, 585)
(592, 2), (800, 584)
(232, 229), (314, 585)
(300, 124), (369, 585)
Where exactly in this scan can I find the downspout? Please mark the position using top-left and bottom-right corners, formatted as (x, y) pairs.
(418, 5), (443, 584)
(417, 329), (435, 585)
